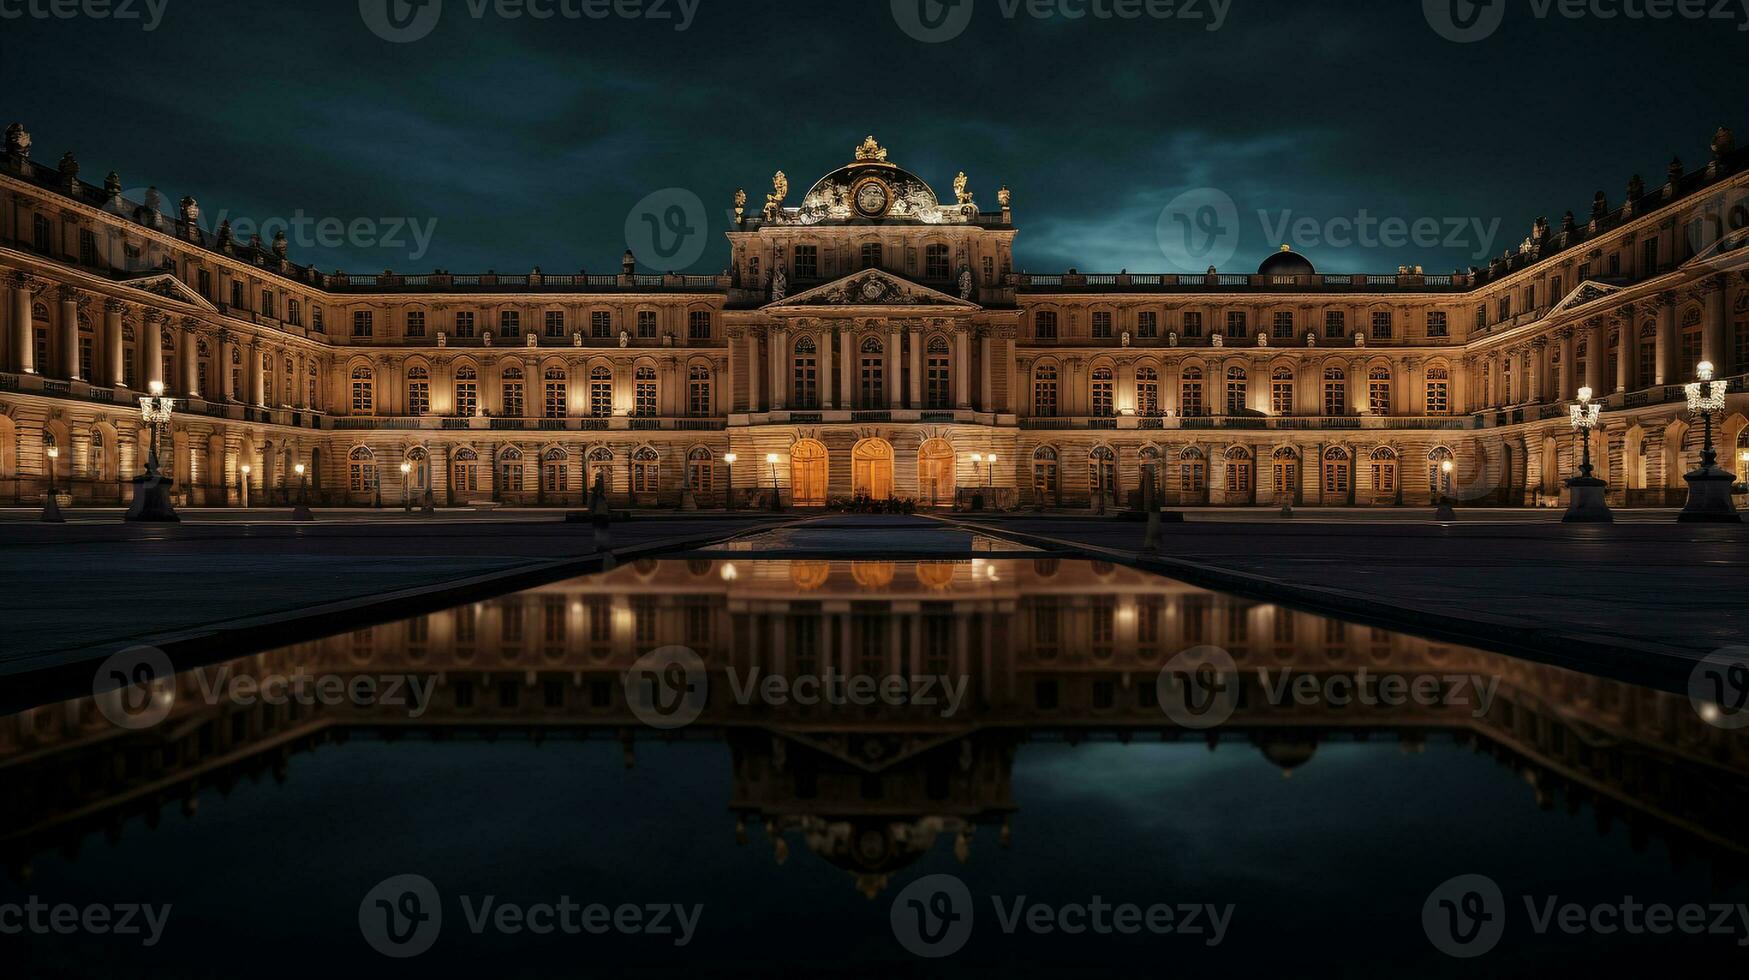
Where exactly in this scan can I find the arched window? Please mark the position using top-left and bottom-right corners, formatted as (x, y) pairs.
(347, 446), (377, 492)
(541, 447), (568, 494)
(1088, 445), (1117, 500)
(501, 365), (525, 417)
(88, 429), (106, 479)
(1032, 446), (1059, 500)
(1178, 446), (1206, 494)
(1322, 366), (1347, 417)
(1369, 447), (1398, 495)
(350, 366), (374, 414)
(1223, 445), (1254, 496)
(1180, 366), (1205, 418)
(1033, 364), (1059, 417)
(1680, 307), (1704, 379)
(688, 365), (712, 417)
(407, 366), (431, 416)
(1322, 446), (1351, 496)
(793, 336), (818, 409)
(926, 336), (951, 409)
(589, 366), (613, 417)
(687, 447), (714, 493)
(453, 447), (479, 493)
(1091, 367), (1115, 417)
(1425, 366), (1450, 415)
(858, 336), (885, 408)
(77, 314), (94, 381)
(633, 365), (656, 417)
(1225, 366), (1248, 415)
(1271, 367), (1294, 415)
(1367, 367), (1392, 415)
(307, 363), (319, 409)
(1271, 446), (1299, 498)
(454, 365), (478, 418)
(544, 367), (569, 419)
(1136, 367), (1160, 416)
(31, 303), (50, 376)
(632, 446), (660, 494)
(1428, 447), (1454, 500)
(498, 446), (525, 492)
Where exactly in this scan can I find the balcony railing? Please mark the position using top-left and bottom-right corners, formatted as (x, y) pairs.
(1008, 271), (1474, 292)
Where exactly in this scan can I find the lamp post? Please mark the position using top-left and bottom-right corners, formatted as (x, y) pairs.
(766, 453), (782, 511)
(969, 453), (984, 510)
(1435, 459), (1457, 521)
(1563, 386), (1612, 523)
(127, 379), (180, 522)
(240, 463), (252, 509)
(41, 445), (63, 523)
(723, 452), (737, 511)
(293, 462), (314, 522)
(1680, 360), (1740, 522)
(400, 462), (413, 514)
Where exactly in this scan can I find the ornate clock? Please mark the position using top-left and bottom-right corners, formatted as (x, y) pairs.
(853, 178), (891, 218)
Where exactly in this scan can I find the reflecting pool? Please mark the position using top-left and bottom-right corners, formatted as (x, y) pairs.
(4, 559), (1747, 977)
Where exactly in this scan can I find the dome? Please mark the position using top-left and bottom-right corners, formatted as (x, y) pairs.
(794, 136), (959, 225)
(1258, 245), (1316, 278)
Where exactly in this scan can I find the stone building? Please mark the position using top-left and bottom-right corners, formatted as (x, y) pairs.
(0, 128), (1745, 509)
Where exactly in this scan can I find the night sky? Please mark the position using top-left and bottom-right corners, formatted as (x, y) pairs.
(3, 0), (1746, 276)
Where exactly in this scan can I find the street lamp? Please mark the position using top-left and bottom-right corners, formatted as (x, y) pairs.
(1563, 386), (1612, 523)
(724, 452), (737, 511)
(1435, 459), (1456, 521)
(41, 445), (63, 523)
(1680, 360), (1740, 522)
(293, 462), (313, 522)
(400, 461), (413, 513)
(968, 453), (984, 510)
(765, 453), (782, 511)
(240, 463), (252, 509)
(127, 379), (180, 522)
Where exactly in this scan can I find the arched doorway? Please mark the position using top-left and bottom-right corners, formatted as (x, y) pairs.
(1223, 446), (1255, 505)
(918, 438), (955, 507)
(1271, 446), (1299, 506)
(790, 439), (828, 507)
(851, 438), (894, 501)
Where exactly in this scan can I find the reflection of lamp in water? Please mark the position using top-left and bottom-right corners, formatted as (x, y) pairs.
(720, 562), (738, 582)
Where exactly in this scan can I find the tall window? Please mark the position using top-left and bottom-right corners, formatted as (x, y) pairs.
(636, 310), (657, 339)
(1370, 448), (1398, 495)
(1370, 311), (1393, 340)
(1273, 311), (1294, 339)
(1324, 311), (1346, 339)
(501, 366), (525, 417)
(544, 368), (568, 419)
(1322, 367), (1347, 417)
(350, 366), (374, 413)
(1179, 448), (1206, 494)
(1271, 367), (1294, 415)
(632, 447), (659, 494)
(1092, 311), (1113, 339)
(688, 365), (712, 416)
(405, 311), (426, 338)
(589, 366), (613, 417)
(861, 242), (882, 269)
(541, 448), (568, 494)
(793, 245), (818, 279)
(1368, 367), (1392, 415)
(634, 366), (657, 417)
(499, 311), (521, 337)
(454, 366), (478, 417)
(352, 311), (373, 337)
(1735, 294), (1749, 375)
(926, 337), (951, 409)
(1034, 310), (1057, 340)
(32, 213), (50, 253)
(1637, 326), (1657, 389)
(858, 337), (884, 408)
(1426, 311), (1448, 338)
(1224, 447), (1253, 495)
(1137, 311), (1158, 338)
(591, 311), (613, 339)
(498, 448), (524, 492)
(78, 317), (94, 381)
(792, 337), (819, 409)
(454, 311), (475, 338)
(453, 449), (479, 493)
(407, 366), (431, 416)
(545, 311), (566, 338)
(1136, 367), (1159, 415)
(289, 300), (303, 327)
(1032, 447), (1059, 501)
(1425, 367), (1450, 415)
(1182, 312), (1203, 338)
(1322, 447), (1351, 497)
(1226, 311), (1247, 337)
(348, 447), (377, 492)
(1180, 367), (1204, 417)
(688, 311), (712, 340)
(1088, 446), (1117, 499)
(1091, 368), (1115, 417)
(1680, 308), (1703, 378)
(1033, 364), (1058, 417)
(687, 448), (714, 493)
(1224, 367), (1247, 415)
(924, 244), (950, 280)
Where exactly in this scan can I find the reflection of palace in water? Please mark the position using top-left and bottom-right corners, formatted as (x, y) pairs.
(4, 560), (1746, 895)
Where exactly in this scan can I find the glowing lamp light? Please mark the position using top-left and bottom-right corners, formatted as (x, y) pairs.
(723, 453), (738, 465)
(46, 446), (58, 460)
(765, 453), (779, 465)
(1441, 460), (1454, 474)
(148, 379), (165, 397)
(1569, 387), (1601, 433)
(400, 463), (412, 475)
(1687, 361), (1727, 414)
(295, 463), (306, 477)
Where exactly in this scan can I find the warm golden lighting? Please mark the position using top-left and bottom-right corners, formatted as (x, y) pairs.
(400, 463), (412, 474)
(148, 380), (165, 397)
(46, 446), (58, 460)
(765, 453), (779, 464)
(1442, 460), (1454, 474)
(723, 453), (738, 464)
(295, 464), (306, 477)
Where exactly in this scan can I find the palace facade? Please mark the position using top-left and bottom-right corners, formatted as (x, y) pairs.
(0, 127), (1746, 509)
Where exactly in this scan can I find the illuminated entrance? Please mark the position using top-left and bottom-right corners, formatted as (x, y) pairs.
(852, 438), (895, 501)
(790, 439), (829, 507)
(918, 438), (955, 507)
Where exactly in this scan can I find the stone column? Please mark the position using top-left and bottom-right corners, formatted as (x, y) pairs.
(746, 330), (762, 412)
(1614, 315), (1633, 393)
(818, 325), (833, 409)
(1585, 320), (1606, 394)
(59, 287), (79, 380)
(143, 313), (164, 389)
(887, 326), (903, 408)
(769, 326), (787, 411)
(219, 331), (237, 401)
(1349, 358), (1367, 415)
(180, 318), (198, 396)
(979, 330), (994, 412)
(9, 273), (33, 374)
(1558, 330), (1576, 401)
(1655, 293), (1677, 385)
(247, 340), (264, 406)
(840, 329), (855, 408)
(1526, 343), (1543, 403)
(724, 331), (739, 413)
(953, 327), (970, 409)
(1118, 360), (1137, 416)
(105, 299), (125, 387)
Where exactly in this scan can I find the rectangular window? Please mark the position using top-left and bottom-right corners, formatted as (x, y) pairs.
(1641, 237), (1658, 274)
(861, 242), (882, 269)
(1427, 312), (1449, 338)
(499, 311), (520, 336)
(78, 229), (97, 266)
(1034, 310), (1057, 340)
(1137, 311), (1158, 339)
(1425, 377), (1449, 416)
(408, 380), (430, 416)
(545, 311), (566, 338)
(1091, 311), (1113, 339)
(197, 269), (212, 299)
(454, 311), (475, 338)
(1182, 312), (1203, 338)
(591, 311), (613, 339)
(636, 311), (657, 339)
(1324, 310), (1346, 339)
(1273, 311), (1294, 339)
(1370, 311), (1393, 339)
(689, 311), (712, 340)
(405, 311), (426, 338)
(1271, 373), (1293, 415)
(545, 379), (567, 419)
(261, 291), (276, 318)
(635, 379), (657, 417)
(230, 280), (244, 311)
(1226, 311), (1247, 337)
(455, 381), (477, 418)
(924, 245), (950, 280)
(793, 245), (818, 279)
(31, 214), (50, 253)
(352, 311), (373, 337)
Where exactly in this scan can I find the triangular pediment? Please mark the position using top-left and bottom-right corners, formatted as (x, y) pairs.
(765, 270), (979, 314)
(121, 273), (219, 313)
(1546, 280), (1622, 320)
